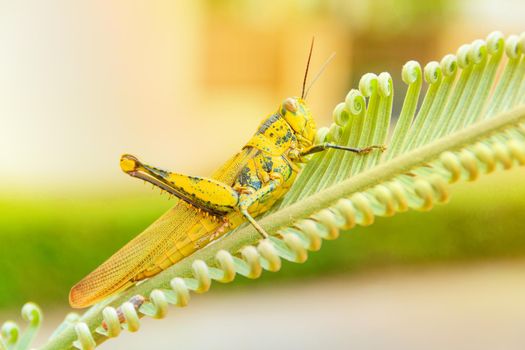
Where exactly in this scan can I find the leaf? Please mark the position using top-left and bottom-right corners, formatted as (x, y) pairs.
(33, 31), (525, 350)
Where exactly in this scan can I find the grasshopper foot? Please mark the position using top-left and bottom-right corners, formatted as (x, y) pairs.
(360, 145), (387, 154)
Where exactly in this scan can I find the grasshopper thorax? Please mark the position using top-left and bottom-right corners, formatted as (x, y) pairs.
(279, 97), (316, 147)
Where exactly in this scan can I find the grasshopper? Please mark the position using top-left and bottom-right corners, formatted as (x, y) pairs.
(69, 40), (384, 308)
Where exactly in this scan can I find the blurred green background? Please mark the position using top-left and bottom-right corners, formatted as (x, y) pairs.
(0, 0), (524, 349)
(1, 171), (525, 310)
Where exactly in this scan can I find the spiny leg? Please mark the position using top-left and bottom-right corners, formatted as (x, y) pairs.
(120, 154), (239, 215)
(238, 178), (282, 239)
(300, 143), (386, 157)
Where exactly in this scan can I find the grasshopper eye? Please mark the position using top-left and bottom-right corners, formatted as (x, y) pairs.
(283, 98), (298, 113)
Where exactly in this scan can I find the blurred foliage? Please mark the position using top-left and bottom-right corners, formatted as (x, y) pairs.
(1, 171), (524, 310)
(204, 0), (456, 35)
(0, 194), (171, 310)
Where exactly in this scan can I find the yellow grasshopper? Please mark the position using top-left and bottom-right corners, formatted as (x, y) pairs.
(69, 41), (384, 308)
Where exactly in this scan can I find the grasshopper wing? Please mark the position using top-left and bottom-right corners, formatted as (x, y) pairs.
(69, 147), (258, 308)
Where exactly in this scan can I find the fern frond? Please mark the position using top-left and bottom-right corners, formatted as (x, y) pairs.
(0, 303), (42, 350)
(18, 31), (525, 350)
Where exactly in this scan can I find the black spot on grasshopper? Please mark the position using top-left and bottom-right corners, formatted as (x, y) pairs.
(262, 157), (273, 172)
(189, 176), (203, 184)
(249, 178), (262, 190)
(277, 129), (292, 144)
(238, 166), (262, 190)
(238, 167), (251, 186)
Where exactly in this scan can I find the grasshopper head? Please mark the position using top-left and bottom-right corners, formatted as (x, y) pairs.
(279, 97), (316, 146)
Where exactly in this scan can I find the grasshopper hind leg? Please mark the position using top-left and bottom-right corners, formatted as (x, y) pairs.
(121, 154), (279, 240)
(120, 154), (240, 216)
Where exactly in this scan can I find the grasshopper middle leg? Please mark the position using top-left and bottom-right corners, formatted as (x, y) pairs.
(237, 178), (282, 239)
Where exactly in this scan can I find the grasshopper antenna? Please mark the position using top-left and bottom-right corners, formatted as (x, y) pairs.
(303, 52), (336, 100)
(301, 37), (315, 99)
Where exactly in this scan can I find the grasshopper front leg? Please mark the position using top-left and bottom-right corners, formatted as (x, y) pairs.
(300, 143), (386, 157)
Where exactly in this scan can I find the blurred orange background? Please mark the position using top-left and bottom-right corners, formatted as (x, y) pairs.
(1, 0), (523, 192)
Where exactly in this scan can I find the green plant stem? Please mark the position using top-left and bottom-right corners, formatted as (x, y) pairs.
(40, 104), (525, 350)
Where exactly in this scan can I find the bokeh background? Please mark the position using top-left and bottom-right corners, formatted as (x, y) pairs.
(1, 1), (524, 349)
